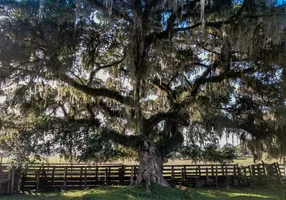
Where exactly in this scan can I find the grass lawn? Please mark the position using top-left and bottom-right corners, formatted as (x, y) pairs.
(188, 185), (286, 199)
(0, 185), (186, 200)
(0, 185), (286, 200)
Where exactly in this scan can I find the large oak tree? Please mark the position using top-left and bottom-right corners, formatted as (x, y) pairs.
(0, 0), (286, 188)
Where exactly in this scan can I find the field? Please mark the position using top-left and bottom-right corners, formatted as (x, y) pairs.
(1, 156), (278, 166)
(0, 185), (286, 200)
(1, 153), (282, 166)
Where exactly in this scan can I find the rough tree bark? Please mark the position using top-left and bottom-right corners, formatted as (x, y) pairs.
(135, 140), (169, 192)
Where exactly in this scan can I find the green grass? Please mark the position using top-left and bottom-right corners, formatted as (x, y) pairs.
(0, 185), (186, 200)
(1, 185), (286, 200)
(188, 185), (286, 199)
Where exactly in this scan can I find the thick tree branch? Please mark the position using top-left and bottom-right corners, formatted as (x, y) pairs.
(86, 103), (96, 119)
(59, 74), (134, 106)
(102, 128), (143, 149)
(144, 111), (189, 133)
(88, 51), (127, 86)
(205, 67), (255, 83)
(167, 71), (179, 86)
(191, 65), (255, 98)
(69, 70), (86, 85)
(94, 50), (127, 73)
(59, 103), (68, 117)
(144, 1), (248, 47)
(191, 62), (217, 97)
(152, 77), (177, 99)
(67, 117), (101, 128)
(145, 21), (221, 47)
(97, 100), (130, 118)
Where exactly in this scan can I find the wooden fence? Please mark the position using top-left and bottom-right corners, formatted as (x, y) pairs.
(0, 162), (285, 193)
(0, 165), (21, 194)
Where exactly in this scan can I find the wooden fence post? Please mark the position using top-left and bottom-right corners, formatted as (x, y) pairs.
(215, 166), (218, 187)
(79, 167), (83, 187)
(234, 165), (237, 176)
(238, 166), (242, 184)
(95, 166), (99, 184)
(105, 167), (108, 185)
(51, 166), (55, 188)
(20, 168), (27, 191)
(206, 168), (209, 184)
(284, 160), (286, 177)
(181, 168), (185, 184)
(7, 168), (11, 194)
(257, 164), (260, 176)
(12, 166), (16, 194)
(134, 166), (137, 181)
(130, 167), (134, 185)
(36, 170), (40, 192)
(63, 166), (67, 190)
(184, 166), (187, 184)
(84, 167), (87, 188)
(171, 166), (174, 185)
(275, 162), (281, 177)
(262, 163), (266, 175)
(9, 166), (16, 194)
(250, 165), (254, 176)
(119, 165), (125, 185)
(108, 167), (111, 185)
(226, 165), (230, 187)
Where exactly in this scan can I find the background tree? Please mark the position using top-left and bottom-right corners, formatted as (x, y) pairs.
(0, 0), (285, 188)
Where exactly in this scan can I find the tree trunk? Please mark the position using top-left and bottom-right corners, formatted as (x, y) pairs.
(135, 140), (169, 192)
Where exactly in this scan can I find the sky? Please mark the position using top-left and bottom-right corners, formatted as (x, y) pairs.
(0, 96), (4, 103)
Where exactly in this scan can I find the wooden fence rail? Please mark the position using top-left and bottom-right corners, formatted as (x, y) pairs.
(0, 162), (285, 193)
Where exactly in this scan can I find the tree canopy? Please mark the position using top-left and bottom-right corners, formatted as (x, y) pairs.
(0, 0), (285, 165)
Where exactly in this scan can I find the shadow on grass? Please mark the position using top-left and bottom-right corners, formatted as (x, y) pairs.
(81, 185), (186, 200)
(0, 185), (185, 200)
(2, 185), (285, 200)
